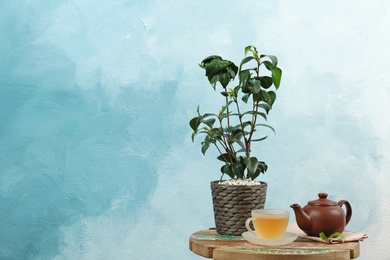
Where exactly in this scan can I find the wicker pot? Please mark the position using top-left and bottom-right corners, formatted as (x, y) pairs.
(211, 180), (268, 236)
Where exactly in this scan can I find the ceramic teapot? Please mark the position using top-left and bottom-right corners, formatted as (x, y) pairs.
(290, 193), (352, 236)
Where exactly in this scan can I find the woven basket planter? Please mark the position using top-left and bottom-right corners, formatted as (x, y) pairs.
(211, 180), (268, 236)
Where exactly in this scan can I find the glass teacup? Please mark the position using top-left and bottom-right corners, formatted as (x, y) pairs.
(245, 209), (289, 239)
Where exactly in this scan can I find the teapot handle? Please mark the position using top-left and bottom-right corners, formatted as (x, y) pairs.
(338, 200), (352, 225)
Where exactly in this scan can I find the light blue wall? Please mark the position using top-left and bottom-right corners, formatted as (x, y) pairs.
(0, 1), (388, 259)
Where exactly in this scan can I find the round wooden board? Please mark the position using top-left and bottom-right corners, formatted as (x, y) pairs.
(189, 229), (360, 259)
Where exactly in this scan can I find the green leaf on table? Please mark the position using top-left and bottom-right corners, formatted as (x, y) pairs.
(319, 232), (345, 243)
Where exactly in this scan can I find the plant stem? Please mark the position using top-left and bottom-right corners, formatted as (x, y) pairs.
(247, 61), (262, 157)
(224, 95), (234, 152)
(235, 100), (250, 158)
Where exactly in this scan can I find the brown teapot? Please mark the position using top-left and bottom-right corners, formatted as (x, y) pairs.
(290, 193), (352, 237)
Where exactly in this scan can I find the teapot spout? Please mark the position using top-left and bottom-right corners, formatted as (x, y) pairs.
(290, 204), (312, 233)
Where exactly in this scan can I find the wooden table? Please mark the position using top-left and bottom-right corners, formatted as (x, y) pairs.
(189, 229), (360, 259)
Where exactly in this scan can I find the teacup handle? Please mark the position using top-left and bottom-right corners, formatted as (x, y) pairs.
(245, 218), (258, 237)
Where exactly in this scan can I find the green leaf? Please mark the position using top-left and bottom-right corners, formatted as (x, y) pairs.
(202, 113), (218, 119)
(267, 91), (276, 107)
(259, 76), (273, 89)
(232, 163), (245, 179)
(241, 84), (252, 94)
(212, 73), (230, 88)
(200, 55), (223, 67)
(319, 232), (328, 241)
(241, 121), (252, 129)
(208, 128), (223, 139)
(221, 165), (235, 179)
(244, 46), (253, 56)
(229, 129), (242, 140)
(217, 153), (235, 163)
(260, 54), (278, 68)
(201, 142), (210, 155)
(191, 132), (197, 142)
(221, 163), (246, 179)
(253, 79), (261, 94)
(230, 131), (246, 150)
(262, 60), (275, 70)
(260, 90), (271, 105)
(239, 56), (256, 69)
(258, 161), (268, 172)
(201, 57), (238, 89)
(256, 90), (276, 107)
(189, 117), (200, 132)
(225, 124), (242, 132)
(249, 161), (267, 180)
(319, 232), (346, 243)
(256, 123), (275, 134)
(201, 118), (215, 128)
(239, 70), (252, 93)
(244, 45), (258, 58)
(251, 135), (268, 142)
(272, 67), (282, 89)
(244, 157), (258, 175)
(197, 130), (209, 135)
(234, 140), (246, 151)
(250, 162), (267, 179)
(204, 58), (233, 76)
(241, 111), (267, 121)
(329, 232), (345, 242)
(257, 103), (271, 114)
(242, 94), (250, 103)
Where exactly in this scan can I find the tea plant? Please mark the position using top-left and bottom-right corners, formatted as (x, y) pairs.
(190, 45), (282, 180)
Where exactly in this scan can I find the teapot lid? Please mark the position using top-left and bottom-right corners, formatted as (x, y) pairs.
(308, 193), (337, 206)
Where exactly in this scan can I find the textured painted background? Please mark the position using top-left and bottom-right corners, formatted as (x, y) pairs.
(1, 1), (389, 259)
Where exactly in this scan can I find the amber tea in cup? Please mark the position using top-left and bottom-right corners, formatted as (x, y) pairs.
(245, 209), (289, 239)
